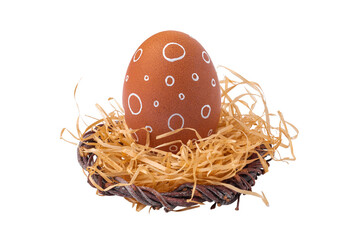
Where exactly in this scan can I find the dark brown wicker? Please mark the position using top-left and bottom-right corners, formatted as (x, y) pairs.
(77, 130), (271, 212)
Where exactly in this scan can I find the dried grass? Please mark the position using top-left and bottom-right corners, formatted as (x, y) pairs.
(61, 66), (298, 206)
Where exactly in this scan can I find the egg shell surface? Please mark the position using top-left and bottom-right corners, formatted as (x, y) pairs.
(122, 30), (221, 153)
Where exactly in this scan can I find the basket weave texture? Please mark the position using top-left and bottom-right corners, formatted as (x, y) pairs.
(77, 130), (271, 212)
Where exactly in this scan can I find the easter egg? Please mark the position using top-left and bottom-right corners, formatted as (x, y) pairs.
(122, 30), (221, 152)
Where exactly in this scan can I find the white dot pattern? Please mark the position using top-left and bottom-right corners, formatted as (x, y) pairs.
(145, 125), (153, 133)
(129, 128), (139, 142)
(128, 93), (142, 115)
(162, 42), (186, 62)
(169, 145), (178, 152)
(153, 100), (159, 107)
(208, 129), (213, 136)
(179, 93), (185, 100)
(192, 73), (199, 81)
(133, 48), (143, 62)
(202, 51), (210, 64)
(165, 75), (175, 86)
(201, 105), (211, 119)
(168, 113), (185, 131)
(133, 132), (139, 142)
(211, 78), (216, 87)
(124, 33), (220, 153)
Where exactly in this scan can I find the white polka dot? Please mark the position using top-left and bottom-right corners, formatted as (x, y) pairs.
(168, 113), (185, 131)
(208, 129), (213, 136)
(169, 145), (178, 152)
(128, 93), (142, 115)
(153, 100), (159, 107)
(129, 128), (139, 142)
(162, 42), (186, 62)
(125, 75), (129, 82)
(192, 73), (199, 81)
(145, 125), (153, 133)
(179, 93), (185, 100)
(133, 48), (143, 62)
(201, 105), (211, 119)
(165, 75), (175, 86)
(144, 75), (149, 81)
(202, 51), (210, 64)
(133, 133), (139, 142)
(211, 78), (216, 87)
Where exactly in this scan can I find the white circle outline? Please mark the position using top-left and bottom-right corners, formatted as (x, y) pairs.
(145, 125), (153, 133)
(162, 42), (186, 62)
(129, 128), (139, 142)
(169, 145), (178, 152)
(179, 93), (185, 100)
(125, 75), (129, 82)
(202, 51), (210, 64)
(211, 78), (216, 87)
(208, 129), (213, 136)
(153, 100), (159, 107)
(201, 105), (211, 119)
(133, 132), (139, 142)
(192, 73), (199, 81)
(128, 93), (142, 115)
(144, 75), (149, 81)
(168, 113), (185, 131)
(133, 48), (143, 62)
(165, 75), (175, 86)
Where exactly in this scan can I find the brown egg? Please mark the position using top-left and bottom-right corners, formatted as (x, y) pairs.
(122, 30), (221, 153)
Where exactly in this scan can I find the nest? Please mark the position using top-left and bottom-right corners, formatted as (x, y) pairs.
(62, 66), (297, 212)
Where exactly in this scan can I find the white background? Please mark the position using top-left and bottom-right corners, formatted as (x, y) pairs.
(1, 0), (358, 239)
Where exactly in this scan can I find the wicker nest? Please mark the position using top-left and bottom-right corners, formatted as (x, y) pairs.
(64, 67), (297, 212)
(78, 129), (272, 211)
